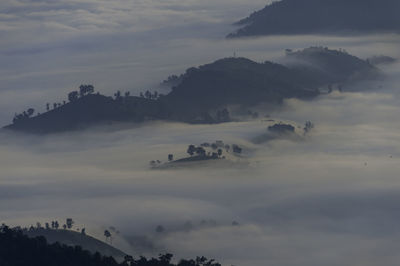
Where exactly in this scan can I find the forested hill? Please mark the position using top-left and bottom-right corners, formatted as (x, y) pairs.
(4, 93), (169, 133)
(0, 225), (221, 266)
(4, 47), (378, 134)
(162, 47), (377, 117)
(228, 0), (400, 38)
(284, 47), (380, 85)
(162, 57), (320, 119)
(26, 228), (126, 260)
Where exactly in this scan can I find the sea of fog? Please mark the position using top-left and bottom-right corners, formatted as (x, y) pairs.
(1, 60), (400, 265)
(1, 0), (400, 265)
(0, 0), (398, 125)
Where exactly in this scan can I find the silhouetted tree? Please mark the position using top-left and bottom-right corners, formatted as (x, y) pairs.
(66, 218), (74, 229)
(144, 90), (151, 99)
(303, 121), (314, 135)
(104, 230), (112, 244)
(12, 107), (36, 123)
(225, 144), (230, 152)
(68, 91), (79, 102)
(187, 145), (196, 156)
(79, 84), (94, 97)
(27, 108), (35, 117)
(114, 91), (121, 100)
(195, 147), (206, 156)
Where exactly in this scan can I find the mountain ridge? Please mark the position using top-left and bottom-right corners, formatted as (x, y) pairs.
(228, 0), (400, 38)
(3, 47), (379, 134)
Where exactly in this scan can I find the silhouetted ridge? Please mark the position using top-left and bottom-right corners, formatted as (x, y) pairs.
(284, 47), (379, 84)
(228, 0), (400, 38)
(5, 94), (168, 133)
(3, 47), (378, 133)
(163, 57), (320, 117)
(0, 225), (221, 266)
(26, 228), (126, 260)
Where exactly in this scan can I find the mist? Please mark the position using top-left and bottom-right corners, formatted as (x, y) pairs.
(0, 0), (399, 125)
(2, 0), (400, 265)
(0, 57), (399, 264)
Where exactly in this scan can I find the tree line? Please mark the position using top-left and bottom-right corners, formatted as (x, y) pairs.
(0, 225), (221, 266)
(12, 84), (163, 124)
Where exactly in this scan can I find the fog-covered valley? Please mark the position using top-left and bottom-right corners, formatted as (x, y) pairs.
(1, 0), (400, 265)
(2, 59), (400, 265)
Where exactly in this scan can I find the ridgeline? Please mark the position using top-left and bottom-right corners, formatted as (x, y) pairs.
(4, 47), (378, 134)
(228, 0), (400, 38)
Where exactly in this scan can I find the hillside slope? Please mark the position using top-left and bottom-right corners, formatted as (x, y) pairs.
(228, 0), (400, 38)
(3, 47), (378, 133)
(25, 228), (126, 260)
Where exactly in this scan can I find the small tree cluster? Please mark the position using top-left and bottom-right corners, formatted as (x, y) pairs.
(187, 145), (206, 157)
(13, 108), (35, 123)
(122, 253), (221, 266)
(303, 121), (314, 135)
(140, 90), (159, 100)
(68, 84), (95, 102)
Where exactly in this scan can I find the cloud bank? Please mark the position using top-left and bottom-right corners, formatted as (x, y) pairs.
(1, 1), (400, 265)
(1, 60), (400, 265)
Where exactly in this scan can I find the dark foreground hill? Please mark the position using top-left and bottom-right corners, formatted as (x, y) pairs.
(26, 228), (126, 260)
(0, 225), (221, 266)
(228, 0), (400, 38)
(4, 47), (378, 133)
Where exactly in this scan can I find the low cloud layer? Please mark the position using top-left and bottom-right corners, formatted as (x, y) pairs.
(2, 1), (400, 265)
(1, 61), (400, 265)
(0, 0), (399, 126)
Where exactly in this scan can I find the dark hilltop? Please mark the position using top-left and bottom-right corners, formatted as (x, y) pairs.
(4, 47), (379, 134)
(228, 0), (400, 38)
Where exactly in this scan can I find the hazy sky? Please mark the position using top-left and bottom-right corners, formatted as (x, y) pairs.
(1, 0), (398, 126)
(0, 0), (269, 125)
(2, 1), (400, 266)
